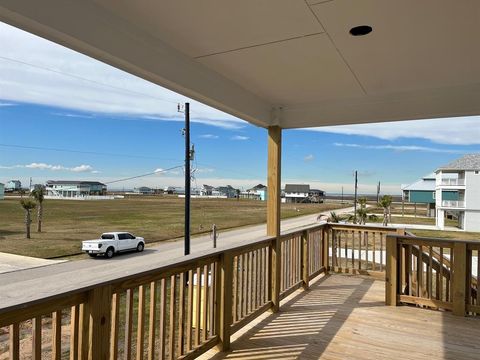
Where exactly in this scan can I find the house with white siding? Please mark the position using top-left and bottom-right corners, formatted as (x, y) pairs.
(435, 154), (480, 231)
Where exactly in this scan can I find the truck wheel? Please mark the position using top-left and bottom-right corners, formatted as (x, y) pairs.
(104, 247), (115, 259)
(136, 243), (144, 252)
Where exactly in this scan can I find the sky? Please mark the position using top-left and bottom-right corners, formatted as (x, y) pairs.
(1, 22), (480, 194)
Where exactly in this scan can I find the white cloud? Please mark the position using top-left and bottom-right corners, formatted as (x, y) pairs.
(333, 142), (463, 154)
(231, 135), (249, 141)
(0, 22), (246, 129)
(199, 134), (219, 139)
(70, 164), (94, 172)
(304, 154), (314, 162)
(154, 168), (164, 173)
(0, 101), (15, 107)
(307, 117), (480, 145)
(0, 162), (97, 173)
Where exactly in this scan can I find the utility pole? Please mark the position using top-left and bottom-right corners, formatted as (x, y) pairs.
(353, 171), (358, 224)
(376, 181), (381, 203)
(341, 186), (344, 204)
(212, 224), (217, 248)
(182, 102), (191, 256)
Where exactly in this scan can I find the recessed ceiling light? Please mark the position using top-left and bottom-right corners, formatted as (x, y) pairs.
(349, 25), (373, 36)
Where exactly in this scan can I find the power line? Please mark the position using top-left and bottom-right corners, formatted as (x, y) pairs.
(0, 143), (181, 161)
(0, 55), (180, 105)
(105, 165), (184, 185)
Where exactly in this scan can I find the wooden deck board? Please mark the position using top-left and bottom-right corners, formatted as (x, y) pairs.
(201, 274), (480, 359)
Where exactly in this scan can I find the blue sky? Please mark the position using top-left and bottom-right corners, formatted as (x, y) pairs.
(1, 22), (480, 194)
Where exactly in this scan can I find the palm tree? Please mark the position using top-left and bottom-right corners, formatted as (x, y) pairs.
(20, 198), (36, 239)
(378, 195), (393, 226)
(328, 211), (343, 223)
(358, 196), (368, 210)
(31, 187), (45, 232)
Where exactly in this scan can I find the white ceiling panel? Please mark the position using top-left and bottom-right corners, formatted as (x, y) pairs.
(94, 0), (324, 58)
(311, 0), (480, 95)
(198, 33), (364, 105)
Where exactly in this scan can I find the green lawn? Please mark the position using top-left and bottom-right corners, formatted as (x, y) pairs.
(0, 196), (343, 259)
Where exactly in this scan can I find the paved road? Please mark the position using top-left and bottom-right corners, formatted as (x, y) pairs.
(0, 206), (356, 309)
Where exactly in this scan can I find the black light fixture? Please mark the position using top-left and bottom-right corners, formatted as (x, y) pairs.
(349, 25), (372, 36)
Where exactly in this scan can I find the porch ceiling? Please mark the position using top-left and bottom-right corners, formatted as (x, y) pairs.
(1, 1), (480, 128)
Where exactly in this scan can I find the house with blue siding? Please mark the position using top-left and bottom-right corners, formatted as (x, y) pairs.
(402, 173), (459, 217)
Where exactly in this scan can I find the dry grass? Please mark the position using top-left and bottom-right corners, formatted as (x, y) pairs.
(408, 229), (480, 241)
(0, 196), (343, 258)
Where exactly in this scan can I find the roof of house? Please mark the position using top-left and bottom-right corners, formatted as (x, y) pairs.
(285, 184), (310, 193)
(46, 180), (106, 186)
(309, 188), (325, 193)
(401, 174), (436, 191)
(437, 154), (480, 171)
(248, 184), (267, 191)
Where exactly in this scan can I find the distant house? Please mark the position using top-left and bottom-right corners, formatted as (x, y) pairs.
(284, 184), (310, 203)
(401, 173), (438, 217)
(435, 154), (480, 231)
(46, 180), (107, 198)
(0, 183), (4, 200)
(5, 180), (21, 192)
(308, 189), (326, 203)
(134, 186), (154, 194)
(216, 185), (239, 198)
(200, 184), (214, 196)
(241, 184), (267, 201)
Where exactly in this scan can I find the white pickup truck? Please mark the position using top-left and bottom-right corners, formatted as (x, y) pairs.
(82, 232), (145, 258)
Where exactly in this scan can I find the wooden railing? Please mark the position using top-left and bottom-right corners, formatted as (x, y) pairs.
(0, 224), (408, 360)
(385, 234), (479, 317)
(327, 224), (402, 278)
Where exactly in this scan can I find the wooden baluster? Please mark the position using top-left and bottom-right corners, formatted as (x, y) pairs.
(365, 232), (369, 270)
(137, 285), (146, 360)
(78, 303), (89, 359)
(217, 252), (233, 351)
(302, 230), (309, 290)
(109, 294), (119, 360)
(439, 248), (444, 302)
(351, 231), (355, 269)
(52, 310), (62, 360)
(477, 251), (480, 307)
(31, 316), (42, 360)
(168, 275), (177, 360)
(87, 286), (112, 360)
(428, 247), (433, 299)
(237, 255), (243, 320)
(252, 250), (258, 310)
(177, 274), (185, 356)
(9, 323), (19, 360)
(256, 249), (261, 308)
(417, 245), (423, 298)
(147, 282), (157, 360)
(202, 264), (209, 342)
(372, 232), (376, 271)
(359, 231), (362, 270)
(158, 279), (167, 359)
(232, 257), (238, 323)
(195, 267), (201, 347)
(247, 252), (253, 313)
(124, 289), (134, 360)
(380, 233), (384, 272)
(209, 262), (216, 336)
(406, 245), (412, 296)
(186, 270), (193, 351)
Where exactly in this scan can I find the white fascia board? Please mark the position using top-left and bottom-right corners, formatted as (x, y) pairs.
(0, 0), (271, 127)
(281, 83), (480, 128)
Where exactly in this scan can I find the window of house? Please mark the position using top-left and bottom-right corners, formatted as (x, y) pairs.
(475, 170), (479, 175)
(432, 192), (435, 199)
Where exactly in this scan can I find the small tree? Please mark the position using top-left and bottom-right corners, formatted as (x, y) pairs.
(378, 195), (393, 226)
(31, 187), (45, 232)
(328, 211), (343, 223)
(20, 198), (36, 239)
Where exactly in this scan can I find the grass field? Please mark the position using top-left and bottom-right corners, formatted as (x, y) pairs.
(0, 196), (343, 258)
(408, 229), (480, 241)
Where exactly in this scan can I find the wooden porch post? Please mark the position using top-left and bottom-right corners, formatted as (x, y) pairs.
(452, 242), (467, 316)
(267, 126), (281, 312)
(87, 285), (112, 360)
(385, 235), (398, 306)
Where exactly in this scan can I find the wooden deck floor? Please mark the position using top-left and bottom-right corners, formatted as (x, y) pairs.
(201, 274), (480, 360)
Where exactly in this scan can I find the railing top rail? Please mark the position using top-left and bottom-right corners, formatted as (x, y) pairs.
(329, 223), (400, 232)
(387, 234), (480, 246)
